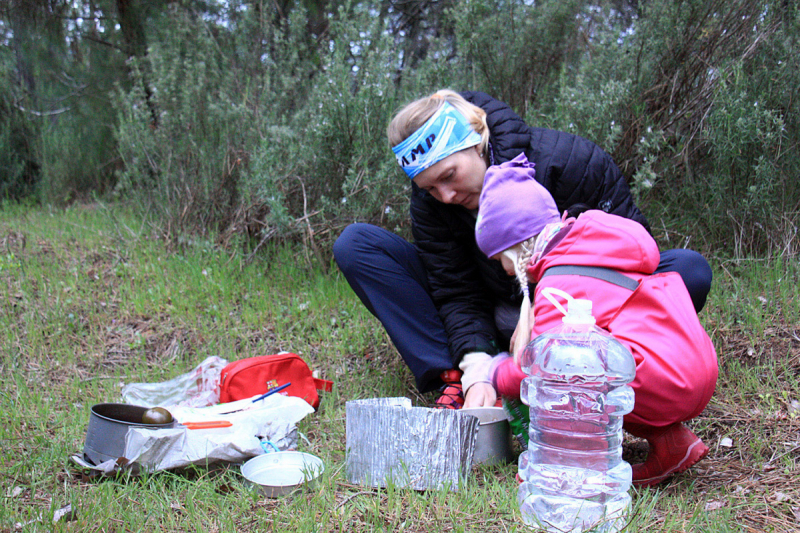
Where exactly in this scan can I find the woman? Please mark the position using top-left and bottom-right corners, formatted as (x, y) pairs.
(333, 89), (712, 409)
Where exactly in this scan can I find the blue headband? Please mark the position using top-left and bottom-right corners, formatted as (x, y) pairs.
(392, 102), (482, 179)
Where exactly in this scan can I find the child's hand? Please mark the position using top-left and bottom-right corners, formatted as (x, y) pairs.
(463, 382), (497, 408)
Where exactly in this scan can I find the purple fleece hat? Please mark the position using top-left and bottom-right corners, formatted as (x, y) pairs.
(475, 153), (560, 258)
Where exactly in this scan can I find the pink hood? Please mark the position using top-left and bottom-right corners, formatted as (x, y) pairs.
(529, 210), (660, 279)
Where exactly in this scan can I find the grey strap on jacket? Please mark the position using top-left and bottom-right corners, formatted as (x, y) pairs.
(540, 265), (640, 291)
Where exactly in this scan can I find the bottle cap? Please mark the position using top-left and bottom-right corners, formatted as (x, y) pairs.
(563, 298), (596, 325)
(540, 288), (596, 325)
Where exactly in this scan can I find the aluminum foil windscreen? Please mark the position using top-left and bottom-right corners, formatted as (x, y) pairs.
(345, 398), (480, 491)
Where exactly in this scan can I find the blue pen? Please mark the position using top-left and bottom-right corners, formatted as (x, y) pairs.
(252, 382), (291, 403)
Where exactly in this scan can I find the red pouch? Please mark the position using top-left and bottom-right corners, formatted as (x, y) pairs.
(218, 353), (332, 409)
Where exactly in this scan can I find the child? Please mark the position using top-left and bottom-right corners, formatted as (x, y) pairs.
(473, 153), (719, 487)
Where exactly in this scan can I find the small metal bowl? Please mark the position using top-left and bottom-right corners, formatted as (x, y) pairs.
(461, 407), (513, 465)
(241, 451), (324, 497)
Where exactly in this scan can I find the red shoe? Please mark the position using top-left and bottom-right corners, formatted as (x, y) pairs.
(631, 423), (709, 487)
(434, 370), (464, 409)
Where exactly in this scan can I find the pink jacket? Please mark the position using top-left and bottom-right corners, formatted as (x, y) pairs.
(523, 210), (718, 428)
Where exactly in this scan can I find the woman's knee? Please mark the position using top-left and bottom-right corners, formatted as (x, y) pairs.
(333, 223), (376, 273)
(680, 250), (712, 311)
(686, 250), (713, 286)
(659, 249), (713, 311)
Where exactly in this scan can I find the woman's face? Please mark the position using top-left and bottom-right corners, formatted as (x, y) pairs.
(412, 145), (487, 210)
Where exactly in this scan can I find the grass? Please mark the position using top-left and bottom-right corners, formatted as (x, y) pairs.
(1, 202), (799, 532)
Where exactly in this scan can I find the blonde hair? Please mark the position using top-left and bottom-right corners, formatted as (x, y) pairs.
(503, 237), (537, 364)
(387, 89), (490, 155)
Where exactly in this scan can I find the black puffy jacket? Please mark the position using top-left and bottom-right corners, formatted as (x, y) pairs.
(409, 91), (649, 364)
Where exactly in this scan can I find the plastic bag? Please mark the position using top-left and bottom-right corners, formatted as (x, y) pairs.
(123, 394), (315, 471)
(121, 356), (228, 408)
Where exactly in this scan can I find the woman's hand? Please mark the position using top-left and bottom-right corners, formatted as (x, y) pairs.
(463, 382), (497, 408)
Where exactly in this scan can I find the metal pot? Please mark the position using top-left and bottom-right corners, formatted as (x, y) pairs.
(461, 407), (513, 465)
(83, 403), (175, 465)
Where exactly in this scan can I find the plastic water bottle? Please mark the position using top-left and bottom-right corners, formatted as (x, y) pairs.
(517, 288), (636, 533)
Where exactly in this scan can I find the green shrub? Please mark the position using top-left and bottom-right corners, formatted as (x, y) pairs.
(38, 101), (118, 204)
(548, 75), (629, 155)
(0, 43), (35, 200)
(537, 0), (800, 257)
(634, 0), (800, 256)
(694, 67), (794, 255)
(245, 5), (412, 247)
(113, 2), (330, 243)
(1, 6), (121, 203)
(450, 0), (587, 112)
(114, 6), (260, 236)
(6, 0), (796, 258)
(0, 96), (38, 201)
